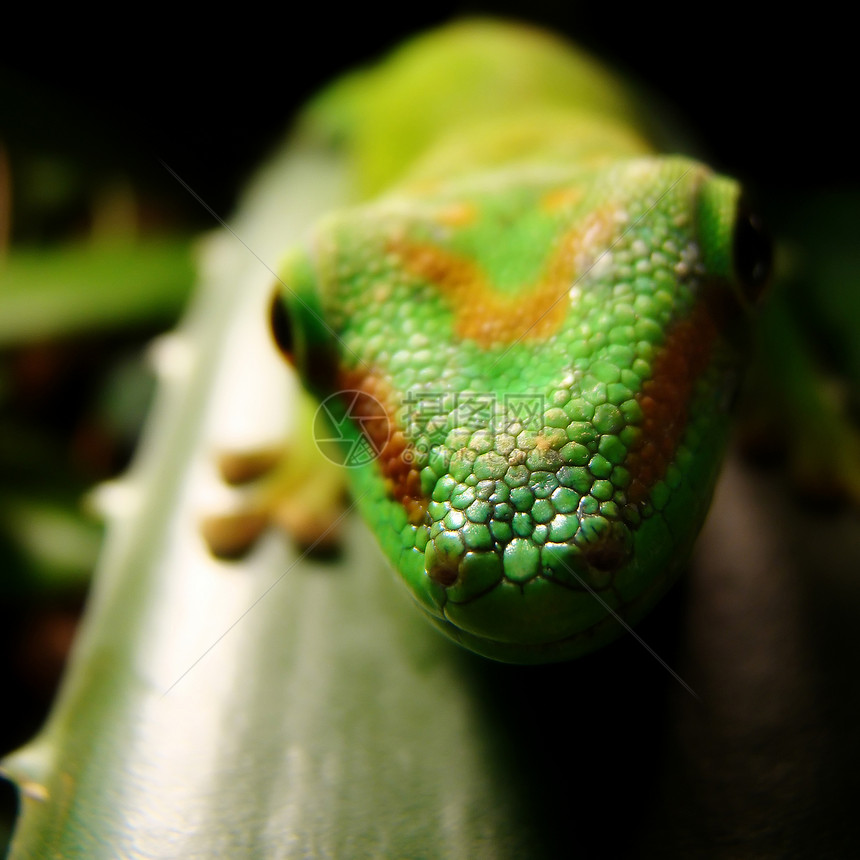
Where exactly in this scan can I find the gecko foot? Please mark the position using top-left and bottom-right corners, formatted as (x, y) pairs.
(200, 440), (347, 561)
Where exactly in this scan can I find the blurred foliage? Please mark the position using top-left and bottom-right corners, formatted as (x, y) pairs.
(0, 238), (194, 345)
(0, 150), (196, 585)
(0, 74), (198, 850)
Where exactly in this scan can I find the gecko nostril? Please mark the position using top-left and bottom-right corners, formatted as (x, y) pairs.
(582, 541), (629, 572)
(424, 528), (467, 588)
(427, 560), (460, 587)
(575, 516), (633, 574)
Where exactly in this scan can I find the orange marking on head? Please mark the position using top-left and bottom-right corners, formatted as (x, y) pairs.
(625, 300), (720, 505)
(338, 366), (428, 524)
(387, 204), (621, 347)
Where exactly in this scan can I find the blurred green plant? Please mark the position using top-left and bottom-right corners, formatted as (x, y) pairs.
(0, 238), (194, 346)
(0, 155), (196, 596)
(0, 117), (197, 853)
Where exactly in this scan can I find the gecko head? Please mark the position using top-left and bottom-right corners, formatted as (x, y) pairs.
(382, 163), (771, 664)
(272, 156), (771, 664)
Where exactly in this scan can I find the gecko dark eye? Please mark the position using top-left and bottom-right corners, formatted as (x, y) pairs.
(733, 203), (772, 304)
(269, 290), (295, 365)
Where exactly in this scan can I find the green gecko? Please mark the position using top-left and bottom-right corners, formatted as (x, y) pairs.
(213, 20), (775, 663)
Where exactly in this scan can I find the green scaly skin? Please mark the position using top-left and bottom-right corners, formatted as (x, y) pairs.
(274, 20), (768, 663)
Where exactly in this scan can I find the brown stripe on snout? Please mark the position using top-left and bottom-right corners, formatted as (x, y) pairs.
(624, 295), (724, 505)
(338, 367), (428, 524)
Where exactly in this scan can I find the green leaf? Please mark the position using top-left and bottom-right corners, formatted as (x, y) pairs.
(0, 238), (195, 345)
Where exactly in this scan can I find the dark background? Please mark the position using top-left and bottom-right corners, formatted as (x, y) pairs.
(2, 2), (855, 231)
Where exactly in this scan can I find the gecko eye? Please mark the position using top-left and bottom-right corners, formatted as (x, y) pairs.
(269, 290), (295, 365)
(733, 202), (772, 304)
